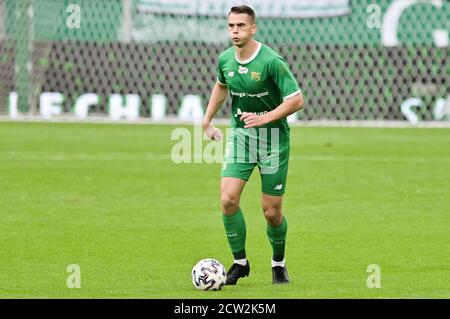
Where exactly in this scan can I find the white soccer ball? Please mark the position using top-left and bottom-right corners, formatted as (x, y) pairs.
(191, 258), (226, 291)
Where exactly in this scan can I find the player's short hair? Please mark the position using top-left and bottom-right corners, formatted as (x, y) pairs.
(228, 5), (256, 23)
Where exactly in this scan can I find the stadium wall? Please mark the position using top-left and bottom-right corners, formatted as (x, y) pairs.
(0, 0), (448, 123)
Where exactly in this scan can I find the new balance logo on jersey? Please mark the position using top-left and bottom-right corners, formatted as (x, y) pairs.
(274, 184), (283, 190)
(228, 71), (234, 77)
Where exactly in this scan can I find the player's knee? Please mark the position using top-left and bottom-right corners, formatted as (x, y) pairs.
(221, 193), (240, 214)
(263, 207), (282, 225)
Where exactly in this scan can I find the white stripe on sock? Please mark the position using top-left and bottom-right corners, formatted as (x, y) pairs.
(271, 259), (285, 268)
(234, 259), (247, 266)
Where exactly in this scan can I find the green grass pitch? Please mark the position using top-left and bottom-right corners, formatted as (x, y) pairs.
(0, 121), (449, 298)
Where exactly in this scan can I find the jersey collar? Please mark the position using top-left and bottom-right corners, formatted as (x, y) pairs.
(235, 41), (262, 65)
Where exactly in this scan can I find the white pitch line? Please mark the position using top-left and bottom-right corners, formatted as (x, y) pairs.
(0, 153), (171, 161)
(291, 155), (450, 163)
(0, 152), (448, 163)
(2, 116), (450, 128)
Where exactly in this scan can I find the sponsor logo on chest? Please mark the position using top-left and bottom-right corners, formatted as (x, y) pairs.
(229, 66), (261, 81)
(238, 65), (248, 74)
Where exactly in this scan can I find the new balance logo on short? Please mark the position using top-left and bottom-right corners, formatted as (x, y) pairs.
(274, 184), (283, 190)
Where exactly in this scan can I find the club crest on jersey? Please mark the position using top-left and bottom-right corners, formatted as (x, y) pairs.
(238, 66), (248, 74)
(251, 72), (261, 81)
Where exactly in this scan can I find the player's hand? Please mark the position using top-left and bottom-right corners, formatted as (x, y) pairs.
(240, 112), (268, 128)
(203, 122), (223, 141)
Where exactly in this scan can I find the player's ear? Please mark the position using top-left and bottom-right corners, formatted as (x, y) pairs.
(251, 23), (257, 35)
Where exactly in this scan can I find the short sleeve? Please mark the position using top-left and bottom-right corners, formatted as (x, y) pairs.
(270, 57), (300, 100)
(216, 59), (227, 85)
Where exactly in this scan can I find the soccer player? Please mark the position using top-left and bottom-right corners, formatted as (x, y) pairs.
(202, 5), (304, 285)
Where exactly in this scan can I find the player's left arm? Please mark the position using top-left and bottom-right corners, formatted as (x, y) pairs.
(241, 57), (304, 128)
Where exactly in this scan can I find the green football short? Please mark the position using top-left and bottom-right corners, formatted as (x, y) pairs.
(221, 135), (290, 196)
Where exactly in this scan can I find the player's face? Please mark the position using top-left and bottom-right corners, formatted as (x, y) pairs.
(227, 13), (256, 48)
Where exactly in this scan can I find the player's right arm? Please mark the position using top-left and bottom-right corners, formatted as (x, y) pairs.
(202, 81), (228, 140)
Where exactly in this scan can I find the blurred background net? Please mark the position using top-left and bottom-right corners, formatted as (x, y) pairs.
(0, 0), (448, 121)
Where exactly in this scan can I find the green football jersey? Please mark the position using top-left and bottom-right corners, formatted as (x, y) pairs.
(216, 41), (301, 144)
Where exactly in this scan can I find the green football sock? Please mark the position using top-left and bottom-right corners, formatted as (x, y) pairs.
(267, 217), (288, 262)
(222, 207), (246, 260)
